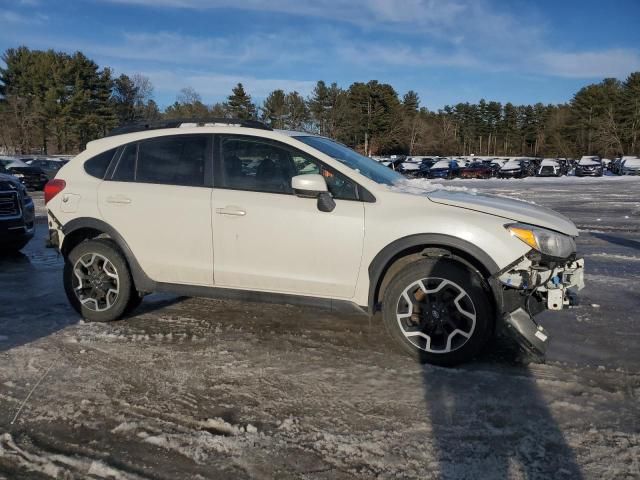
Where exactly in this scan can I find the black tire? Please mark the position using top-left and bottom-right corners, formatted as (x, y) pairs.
(64, 239), (133, 322)
(381, 258), (494, 367)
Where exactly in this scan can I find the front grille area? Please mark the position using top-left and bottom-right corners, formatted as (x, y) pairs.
(0, 191), (19, 217)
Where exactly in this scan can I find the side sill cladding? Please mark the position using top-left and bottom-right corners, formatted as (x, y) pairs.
(367, 233), (501, 313)
(61, 217), (157, 293)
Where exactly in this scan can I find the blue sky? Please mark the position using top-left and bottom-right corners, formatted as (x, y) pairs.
(1, 0), (640, 110)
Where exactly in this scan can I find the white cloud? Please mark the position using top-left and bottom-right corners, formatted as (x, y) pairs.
(0, 9), (47, 24)
(100, 0), (468, 28)
(535, 50), (640, 79)
(131, 68), (317, 102)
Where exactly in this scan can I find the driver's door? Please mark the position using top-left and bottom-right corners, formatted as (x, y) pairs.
(211, 135), (365, 299)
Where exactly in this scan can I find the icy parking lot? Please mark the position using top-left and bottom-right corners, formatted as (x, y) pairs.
(1, 177), (639, 479)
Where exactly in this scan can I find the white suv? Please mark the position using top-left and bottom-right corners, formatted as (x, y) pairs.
(45, 119), (585, 365)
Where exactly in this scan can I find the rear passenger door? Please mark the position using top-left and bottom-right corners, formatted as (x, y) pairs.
(98, 134), (214, 286)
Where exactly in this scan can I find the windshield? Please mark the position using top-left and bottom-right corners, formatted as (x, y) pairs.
(431, 160), (450, 169)
(294, 136), (404, 186)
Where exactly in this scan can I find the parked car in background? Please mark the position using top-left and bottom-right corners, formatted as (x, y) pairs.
(427, 159), (461, 179)
(520, 158), (537, 176)
(0, 165), (35, 253)
(26, 158), (68, 179)
(609, 158), (623, 174)
(417, 158), (436, 177)
(611, 156), (637, 175)
(460, 161), (493, 179)
(621, 157), (640, 175)
(399, 160), (421, 178)
(537, 159), (563, 177)
(575, 156), (603, 177)
(0, 158), (49, 190)
(386, 157), (406, 172)
(498, 159), (529, 178)
(556, 158), (570, 176)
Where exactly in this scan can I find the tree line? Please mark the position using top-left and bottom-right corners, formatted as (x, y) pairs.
(1, 46), (639, 158)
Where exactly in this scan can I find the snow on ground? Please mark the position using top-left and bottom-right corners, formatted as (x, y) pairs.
(2, 180), (640, 479)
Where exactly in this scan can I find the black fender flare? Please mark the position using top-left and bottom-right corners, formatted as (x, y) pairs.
(61, 217), (156, 292)
(367, 233), (501, 313)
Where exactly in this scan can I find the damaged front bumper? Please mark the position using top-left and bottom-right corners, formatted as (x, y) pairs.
(494, 255), (585, 358)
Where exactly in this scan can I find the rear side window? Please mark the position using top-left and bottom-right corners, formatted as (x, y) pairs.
(138, 136), (207, 186)
(84, 148), (117, 179)
(110, 136), (207, 187)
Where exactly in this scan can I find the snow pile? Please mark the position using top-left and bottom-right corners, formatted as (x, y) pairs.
(389, 178), (477, 195)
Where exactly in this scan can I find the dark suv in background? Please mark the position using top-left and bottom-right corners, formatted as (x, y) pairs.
(0, 165), (35, 253)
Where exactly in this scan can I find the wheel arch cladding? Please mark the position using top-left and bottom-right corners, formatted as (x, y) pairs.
(368, 234), (501, 313)
(61, 217), (155, 292)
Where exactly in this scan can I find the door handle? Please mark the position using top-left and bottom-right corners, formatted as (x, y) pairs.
(215, 206), (246, 216)
(106, 195), (132, 205)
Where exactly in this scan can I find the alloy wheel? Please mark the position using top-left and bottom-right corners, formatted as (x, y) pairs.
(72, 253), (120, 312)
(396, 277), (476, 353)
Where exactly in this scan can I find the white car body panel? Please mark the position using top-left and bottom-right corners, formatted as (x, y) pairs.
(211, 188), (364, 298)
(426, 190), (578, 236)
(98, 181), (214, 285)
(351, 192), (531, 305)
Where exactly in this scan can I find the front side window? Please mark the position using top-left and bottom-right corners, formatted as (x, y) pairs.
(216, 136), (358, 200)
(110, 135), (207, 187)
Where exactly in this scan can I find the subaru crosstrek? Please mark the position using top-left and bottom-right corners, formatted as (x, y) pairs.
(45, 119), (585, 366)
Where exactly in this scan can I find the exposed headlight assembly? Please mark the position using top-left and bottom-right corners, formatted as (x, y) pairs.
(506, 223), (576, 258)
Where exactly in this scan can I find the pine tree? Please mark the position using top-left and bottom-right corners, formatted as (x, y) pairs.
(261, 89), (287, 128)
(227, 83), (255, 120)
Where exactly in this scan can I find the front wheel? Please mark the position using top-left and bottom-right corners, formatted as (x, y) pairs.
(64, 239), (134, 322)
(381, 258), (494, 366)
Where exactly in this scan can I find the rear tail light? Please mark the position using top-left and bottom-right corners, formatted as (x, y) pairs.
(44, 179), (66, 204)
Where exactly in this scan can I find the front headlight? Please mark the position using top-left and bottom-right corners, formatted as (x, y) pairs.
(506, 223), (576, 258)
(13, 172), (25, 178)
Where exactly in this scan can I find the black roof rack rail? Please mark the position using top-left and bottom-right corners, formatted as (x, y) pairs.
(107, 118), (272, 137)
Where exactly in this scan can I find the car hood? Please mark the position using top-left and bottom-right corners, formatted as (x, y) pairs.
(0, 172), (23, 188)
(578, 161), (600, 167)
(427, 190), (579, 236)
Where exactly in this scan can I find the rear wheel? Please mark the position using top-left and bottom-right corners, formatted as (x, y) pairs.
(382, 258), (494, 366)
(64, 239), (133, 322)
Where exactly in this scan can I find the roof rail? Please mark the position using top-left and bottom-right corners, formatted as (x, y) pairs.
(107, 118), (272, 137)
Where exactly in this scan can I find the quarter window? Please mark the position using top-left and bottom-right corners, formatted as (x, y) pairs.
(84, 148), (117, 179)
(111, 144), (136, 182)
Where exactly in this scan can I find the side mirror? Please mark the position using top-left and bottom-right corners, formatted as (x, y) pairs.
(291, 174), (335, 212)
(292, 174), (328, 197)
